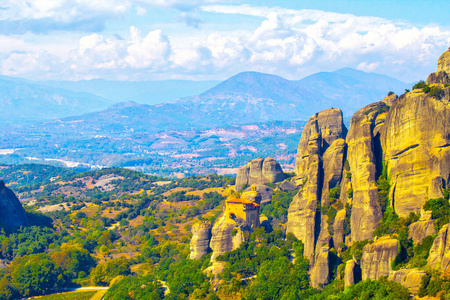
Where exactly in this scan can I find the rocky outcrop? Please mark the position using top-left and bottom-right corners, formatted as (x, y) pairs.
(382, 93), (398, 106)
(287, 108), (347, 262)
(321, 138), (346, 206)
(388, 268), (426, 295)
(310, 246), (330, 288)
(427, 224), (450, 271)
(243, 184), (272, 204)
(344, 260), (361, 288)
(209, 215), (243, 261)
(347, 103), (386, 242)
(427, 48), (450, 84)
(190, 222), (212, 260)
(333, 208), (347, 249)
(361, 238), (399, 280)
(408, 211), (437, 244)
(294, 108), (347, 178)
(235, 157), (285, 191)
(381, 88), (450, 217)
(278, 180), (299, 191)
(0, 181), (29, 228)
(438, 48), (450, 73)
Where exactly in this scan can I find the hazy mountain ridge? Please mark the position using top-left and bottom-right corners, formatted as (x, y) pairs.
(0, 76), (112, 124)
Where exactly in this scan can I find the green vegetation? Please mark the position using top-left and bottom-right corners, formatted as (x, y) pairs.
(419, 270), (450, 298)
(217, 230), (314, 299)
(104, 274), (164, 300)
(311, 278), (410, 300)
(423, 197), (450, 230)
(412, 80), (443, 99)
(261, 189), (298, 223)
(0, 163), (444, 300)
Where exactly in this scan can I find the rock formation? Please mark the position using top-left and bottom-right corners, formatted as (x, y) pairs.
(287, 108), (347, 262)
(347, 102), (386, 242)
(243, 184), (273, 204)
(361, 238), (399, 280)
(209, 217), (243, 261)
(0, 180), (29, 228)
(381, 86), (450, 217)
(235, 157), (286, 191)
(388, 269), (426, 295)
(310, 246), (330, 288)
(427, 48), (450, 85)
(190, 222), (212, 260)
(344, 260), (361, 288)
(408, 211), (437, 244)
(427, 224), (450, 271)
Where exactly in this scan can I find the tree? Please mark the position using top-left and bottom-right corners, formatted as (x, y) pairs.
(90, 257), (131, 285)
(10, 253), (60, 297)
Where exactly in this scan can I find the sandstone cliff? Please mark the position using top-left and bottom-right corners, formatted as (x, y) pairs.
(381, 87), (450, 217)
(287, 108), (347, 262)
(190, 222), (212, 260)
(209, 215), (243, 261)
(310, 246), (330, 288)
(427, 224), (450, 271)
(427, 48), (450, 85)
(0, 181), (29, 228)
(361, 238), (399, 280)
(408, 211), (437, 244)
(235, 157), (285, 191)
(347, 102), (386, 242)
(388, 268), (426, 295)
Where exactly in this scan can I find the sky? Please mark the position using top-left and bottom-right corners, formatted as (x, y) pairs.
(0, 0), (450, 82)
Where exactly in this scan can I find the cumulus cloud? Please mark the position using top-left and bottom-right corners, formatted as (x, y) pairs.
(1, 4), (450, 81)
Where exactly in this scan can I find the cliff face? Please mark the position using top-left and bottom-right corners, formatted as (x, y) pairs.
(427, 224), (450, 271)
(209, 216), (242, 261)
(235, 157), (285, 191)
(408, 211), (436, 244)
(0, 181), (29, 228)
(381, 90), (450, 217)
(347, 102), (385, 242)
(427, 48), (450, 85)
(190, 222), (212, 260)
(388, 269), (426, 295)
(287, 108), (348, 262)
(361, 238), (399, 280)
(310, 246), (330, 288)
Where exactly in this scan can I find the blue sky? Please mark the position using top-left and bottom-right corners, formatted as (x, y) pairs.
(0, 0), (449, 82)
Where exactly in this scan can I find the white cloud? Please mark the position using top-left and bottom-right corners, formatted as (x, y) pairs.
(357, 62), (380, 72)
(1, 4), (450, 81)
(0, 0), (129, 21)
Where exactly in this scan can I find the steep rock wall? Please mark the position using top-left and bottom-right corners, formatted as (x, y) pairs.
(408, 211), (437, 244)
(381, 89), (450, 217)
(347, 103), (385, 242)
(190, 222), (212, 260)
(361, 238), (399, 280)
(287, 109), (347, 262)
(427, 224), (450, 271)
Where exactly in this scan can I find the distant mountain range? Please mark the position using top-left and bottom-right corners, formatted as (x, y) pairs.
(40, 79), (220, 106)
(0, 75), (111, 124)
(0, 68), (412, 127)
(36, 68), (412, 134)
